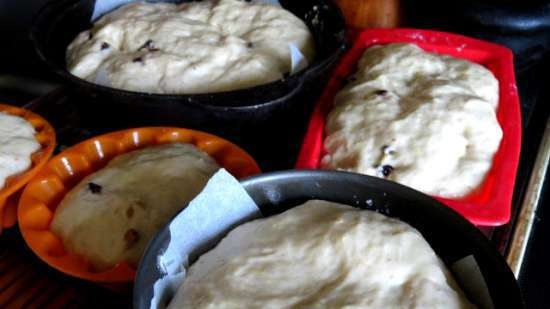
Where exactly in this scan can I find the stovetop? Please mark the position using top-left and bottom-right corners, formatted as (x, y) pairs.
(1, 1), (550, 307)
(0, 49), (546, 309)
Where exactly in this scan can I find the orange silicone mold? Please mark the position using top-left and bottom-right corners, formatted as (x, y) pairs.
(18, 127), (261, 284)
(0, 104), (56, 230)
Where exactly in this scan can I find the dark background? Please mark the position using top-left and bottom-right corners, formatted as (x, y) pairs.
(0, 0), (61, 103)
(0, 1), (549, 308)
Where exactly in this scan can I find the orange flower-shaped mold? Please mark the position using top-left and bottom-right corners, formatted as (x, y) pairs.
(0, 104), (56, 230)
(18, 127), (260, 284)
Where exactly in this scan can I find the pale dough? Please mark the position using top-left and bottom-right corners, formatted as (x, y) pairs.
(0, 112), (40, 189)
(322, 43), (502, 198)
(66, 0), (315, 94)
(51, 143), (220, 270)
(170, 200), (476, 309)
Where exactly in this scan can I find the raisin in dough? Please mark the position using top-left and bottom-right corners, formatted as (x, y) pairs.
(51, 143), (219, 270)
(66, 0), (315, 94)
(322, 43), (502, 198)
(169, 200), (476, 309)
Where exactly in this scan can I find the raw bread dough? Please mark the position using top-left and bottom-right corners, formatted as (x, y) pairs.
(322, 43), (502, 198)
(51, 143), (219, 270)
(0, 112), (40, 189)
(170, 200), (476, 309)
(66, 0), (315, 94)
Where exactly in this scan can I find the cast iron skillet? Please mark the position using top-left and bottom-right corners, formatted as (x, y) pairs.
(30, 0), (347, 108)
(134, 170), (524, 309)
(31, 1), (347, 166)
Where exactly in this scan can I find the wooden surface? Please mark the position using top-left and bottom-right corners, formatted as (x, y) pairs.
(0, 228), (131, 309)
(334, 0), (402, 28)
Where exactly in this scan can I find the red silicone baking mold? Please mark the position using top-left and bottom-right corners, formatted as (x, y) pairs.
(296, 28), (522, 226)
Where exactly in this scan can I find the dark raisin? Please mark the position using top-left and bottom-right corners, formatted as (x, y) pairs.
(100, 42), (110, 50)
(346, 75), (357, 83)
(138, 39), (159, 52)
(375, 89), (388, 96)
(126, 206), (134, 219)
(124, 229), (140, 249)
(381, 165), (394, 177)
(88, 32), (93, 40)
(138, 39), (153, 51)
(88, 182), (102, 194)
(132, 56), (144, 63)
(246, 41), (254, 48)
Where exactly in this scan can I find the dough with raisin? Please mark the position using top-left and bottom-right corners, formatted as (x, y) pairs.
(66, 0), (315, 94)
(51, 143), (219, 270)
(322, 43), (502, 198)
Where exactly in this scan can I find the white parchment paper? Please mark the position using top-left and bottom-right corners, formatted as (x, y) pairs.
(451, 255), (494, 309)
(149, 169), (261, 309)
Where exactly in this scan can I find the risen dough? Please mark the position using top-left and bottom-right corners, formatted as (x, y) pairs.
(51, 143), (219, 270)
(170, 200), (476, 309)
(322, 43), (502, 198)
(66, 0), (315, 94)
(0, 112), (40, 189)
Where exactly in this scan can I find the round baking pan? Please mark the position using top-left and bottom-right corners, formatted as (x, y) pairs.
(30, 0), (347, 163)
(134, 170), (524, 309)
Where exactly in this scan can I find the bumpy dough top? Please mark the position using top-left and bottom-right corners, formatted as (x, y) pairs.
(322, 43), (502, 198)
(66, 0), (315, 94)
(0, 112), (40, 189)
(51, 143), (219, 270)
(169, 200), (476, 309)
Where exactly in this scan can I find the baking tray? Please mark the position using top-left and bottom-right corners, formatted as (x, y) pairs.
(296, 28), (521, 226)
(0, 52), (548, 307)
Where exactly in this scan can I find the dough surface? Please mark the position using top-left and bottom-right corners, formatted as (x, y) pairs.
(322, 43), (502, 198)
(169, 200), (476, 309)
(0, 112), (40, 189)
(66, 0), (315, 94)
(51, 143), (219, 270)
